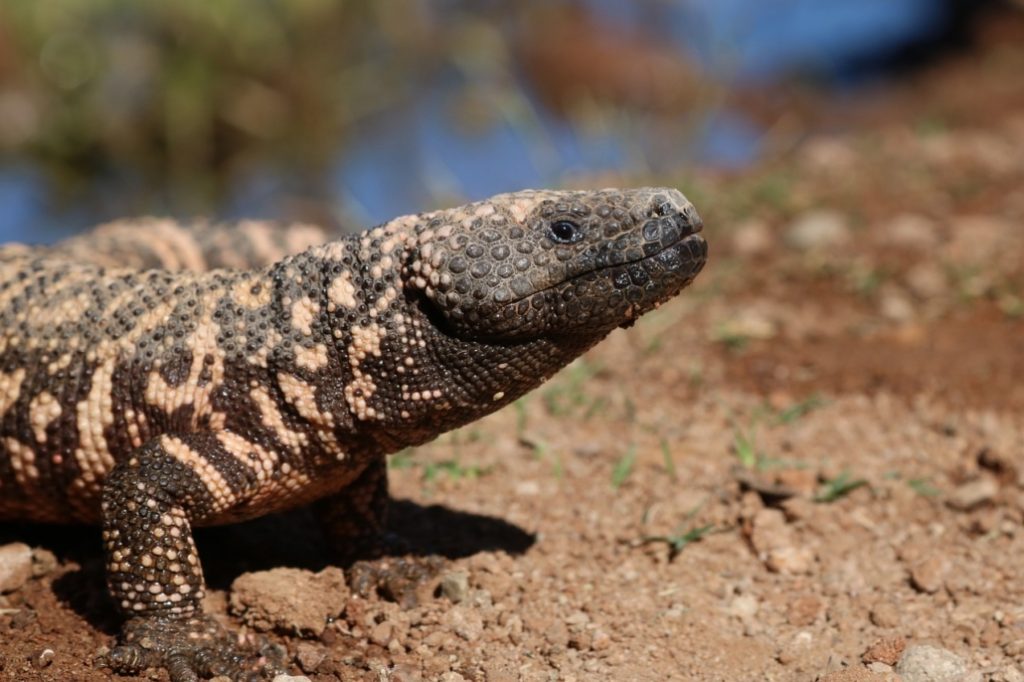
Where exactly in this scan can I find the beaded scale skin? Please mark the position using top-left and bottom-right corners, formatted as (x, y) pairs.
(0, 187), (707, 681)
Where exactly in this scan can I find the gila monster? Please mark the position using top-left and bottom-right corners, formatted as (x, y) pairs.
(0, 188), (707, 681)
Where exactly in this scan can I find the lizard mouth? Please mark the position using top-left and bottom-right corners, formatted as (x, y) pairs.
(610, 231), (708, 328)
(478, 228), (707, 339)
(506, 224), (707, 308)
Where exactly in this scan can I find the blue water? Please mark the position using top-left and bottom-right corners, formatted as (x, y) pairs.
(1, 0), (953, 242)
(588, 0), (946, 82)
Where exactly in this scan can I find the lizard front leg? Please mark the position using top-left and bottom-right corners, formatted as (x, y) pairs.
(314, 457), (443, 608)
(100, 433), (285, 682)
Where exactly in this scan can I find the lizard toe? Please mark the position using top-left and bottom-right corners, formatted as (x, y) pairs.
(101, 615), (287, 682)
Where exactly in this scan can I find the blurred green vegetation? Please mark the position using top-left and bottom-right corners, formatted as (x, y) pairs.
(0, 1), (471, 216)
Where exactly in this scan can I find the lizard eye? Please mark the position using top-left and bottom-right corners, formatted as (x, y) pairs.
(548, 220), (583, 244)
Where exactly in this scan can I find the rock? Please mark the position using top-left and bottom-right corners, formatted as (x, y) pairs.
(800, 137), (858, 174)
(869, 603), (901, 629)
(272, 676), (312, 682)
(515, 480), (540, 496)
(905, 263), (948, 299)
(780, 496), (816, 522)
(909, 555), (947, 594)
(590, 629), (611, 651)
(230, 567), (348, 637)
(768, 545), (815, 574)
(443, 606), (483, 643)
(862, 636), (906, 666)
(895, 644), (980, 682)
(943, 215), (1014, 266)
(716, 308), (778, 343)
(31, 647), (54, 669)
(774, 468), (819, 497)
(0, 543), (33, 593)
(294, 643), (326, 674)
(786, 595), (825, 626)
(990, 666), (1024, 682)
(785, 210), (850, 250)
(440, 570), (470, 604)
(732, 220), (773, 255)
(947, 477), (998, 511)
(727, 593), (759, 620)
(883, 214), (939, 249)
(776, 630), (814, 666)
(30, 548), (58, 578)
(565, 610), (590, 628)
(747, 509), (815, 575)
(879, 286), (915, 321)
(369, 621), (392, 647)
(977, 447), (1019, 484)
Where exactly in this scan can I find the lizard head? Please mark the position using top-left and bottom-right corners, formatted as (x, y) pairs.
(406, 187), (707, 341)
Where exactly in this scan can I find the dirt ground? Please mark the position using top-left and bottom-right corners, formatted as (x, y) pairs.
(2, 10), (1024, 682)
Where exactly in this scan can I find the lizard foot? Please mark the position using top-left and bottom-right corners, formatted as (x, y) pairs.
(348, 554), (446, 609)
(101, 614), (287, 682)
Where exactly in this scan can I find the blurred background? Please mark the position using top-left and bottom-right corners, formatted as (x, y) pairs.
(0, 0), (1014, 243)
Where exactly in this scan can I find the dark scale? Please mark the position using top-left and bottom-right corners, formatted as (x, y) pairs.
(0, 188), (706, 681)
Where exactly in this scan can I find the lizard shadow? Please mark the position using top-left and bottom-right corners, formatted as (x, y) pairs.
(1, 499), (534, 634)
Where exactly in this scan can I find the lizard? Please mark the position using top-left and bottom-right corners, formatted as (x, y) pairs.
(0, 187), (707, 681)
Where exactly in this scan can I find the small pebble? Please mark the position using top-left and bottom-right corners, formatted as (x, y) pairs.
(445, 607), (484, 643)
(884, 213), (939, 249)
(947, 478), (998, 511)
(727, 593), (759, 620)
(870, 603), (901, 628)
(766, 545), (815, 575)
(786, 595), (825, 627)
(30, 548), (58, 579)
(906, 263), (948, 298)
(747, 508), (815, 574)
(369, 621), (392, 647)
(879, 286), (915, 321)
(591, 629), (611, 651)
(294, 642), (326, 674)
(272, 675), (312, 682)
(895, 644), (979, 682)
(991, 666), (1024, 682)
(32, 648), (54, 669)
(732, 220), (773, 255)
(909, 556), (947, 594)
(440, 570), (470, 603)
(0, 543), (33, 594)
(862, 636), (906, 666)
(785, 210), (850, 250)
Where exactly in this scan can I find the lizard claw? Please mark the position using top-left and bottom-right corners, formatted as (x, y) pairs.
(100, 614), (286, 682)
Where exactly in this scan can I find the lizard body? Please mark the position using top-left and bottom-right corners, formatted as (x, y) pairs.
(0, 188), (706, 680)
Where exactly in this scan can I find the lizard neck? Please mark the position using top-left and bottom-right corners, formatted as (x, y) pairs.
(268, 231), (604, 456)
